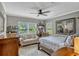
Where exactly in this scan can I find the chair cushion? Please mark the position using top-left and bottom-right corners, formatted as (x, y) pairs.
(23, 38), (36, 41)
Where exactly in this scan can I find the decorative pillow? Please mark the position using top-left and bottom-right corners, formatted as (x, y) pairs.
(64, 34), (75, 46)
(66, 36), (72, 44)
(64, 35), (72, 46)
(64, 35), (69, 42)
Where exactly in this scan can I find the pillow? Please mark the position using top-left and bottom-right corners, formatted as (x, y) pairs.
(66, 36), (72, 43)
(64, 35), (69, 42)
(64, 35), (74, 46)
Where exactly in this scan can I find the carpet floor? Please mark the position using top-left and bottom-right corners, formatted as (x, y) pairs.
(19, 44), (48, 56)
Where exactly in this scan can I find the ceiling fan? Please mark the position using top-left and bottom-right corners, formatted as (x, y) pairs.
(30, 9), (50, 16)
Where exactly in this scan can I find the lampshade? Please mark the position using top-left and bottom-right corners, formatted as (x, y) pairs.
(74, 37), (79, 54)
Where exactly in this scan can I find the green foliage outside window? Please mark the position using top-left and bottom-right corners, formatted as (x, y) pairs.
(18, 22), (27, 33)
(18, 22), (37, 34)
(29, 23), (37, 33)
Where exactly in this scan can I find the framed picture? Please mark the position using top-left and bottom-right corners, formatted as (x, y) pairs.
(56, 18), (76, 35)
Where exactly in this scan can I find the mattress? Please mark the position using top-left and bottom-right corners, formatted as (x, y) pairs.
(39, 36), (66, 51)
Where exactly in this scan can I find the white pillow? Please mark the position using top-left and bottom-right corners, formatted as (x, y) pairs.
(65, 35), (72, 46)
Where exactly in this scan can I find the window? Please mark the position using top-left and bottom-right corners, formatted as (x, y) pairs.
(29, 23), (37, 34)
(46, 22), (53, 34)
(18, 22), (37, 34)
(18, 22), (28, 34)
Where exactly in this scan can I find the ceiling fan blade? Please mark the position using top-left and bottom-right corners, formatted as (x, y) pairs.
(42, 11), (50, 13)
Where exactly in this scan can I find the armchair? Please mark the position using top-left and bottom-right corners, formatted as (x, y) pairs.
(19, 34), (39, 46)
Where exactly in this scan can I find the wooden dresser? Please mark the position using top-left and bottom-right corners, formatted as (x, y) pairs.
(0, 37), (19, 56)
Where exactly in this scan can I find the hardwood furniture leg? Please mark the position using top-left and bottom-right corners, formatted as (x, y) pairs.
(38, 42), (40, 50)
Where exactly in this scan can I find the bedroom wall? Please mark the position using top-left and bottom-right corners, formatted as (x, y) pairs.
(7, 15), (40, 26)
(7, 11), (79, 35)
(0, 2), (7, 37)
(51, 11), (79, 34)
(0, 3), (5, 12)
(0, 2), (5, 30)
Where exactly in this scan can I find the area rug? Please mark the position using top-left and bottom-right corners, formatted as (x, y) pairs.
(19, 44), (48, 56)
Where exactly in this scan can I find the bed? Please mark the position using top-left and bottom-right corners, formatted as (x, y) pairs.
(38, 35), (73, 55)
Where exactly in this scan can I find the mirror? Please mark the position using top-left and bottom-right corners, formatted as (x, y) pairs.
(56, 18), (76, 35)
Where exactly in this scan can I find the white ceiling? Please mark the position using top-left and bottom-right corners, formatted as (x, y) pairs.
(2, 2), (79, 20)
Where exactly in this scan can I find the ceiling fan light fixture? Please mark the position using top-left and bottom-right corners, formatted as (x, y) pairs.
(30, 9), (50, 16)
